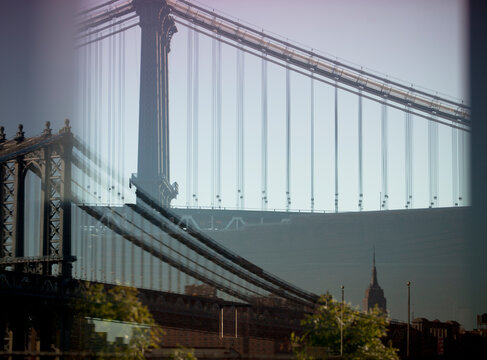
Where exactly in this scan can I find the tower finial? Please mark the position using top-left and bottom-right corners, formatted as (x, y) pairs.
(60, 119), (71, 134)
(369, 245), (378, 286)
(15, 124), (25, 142)
(43, 121), (52, 136)
(373, 245), (375, 267)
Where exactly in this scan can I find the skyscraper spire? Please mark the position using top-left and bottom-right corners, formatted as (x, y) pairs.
(363, 245), (387, 313)
(370, 246), (379, 286)
(373, 245), (375, 267)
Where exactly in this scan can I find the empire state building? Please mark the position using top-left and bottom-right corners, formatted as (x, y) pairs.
(362, 247), (387, 313)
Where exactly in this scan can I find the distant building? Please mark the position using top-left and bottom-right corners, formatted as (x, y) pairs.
(476, 313), (487, 337)
(362, 247), (387, 313)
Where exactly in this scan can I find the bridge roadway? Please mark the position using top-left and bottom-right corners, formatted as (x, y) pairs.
(169, 207), (298, 231)
(0, 270), (306, 357)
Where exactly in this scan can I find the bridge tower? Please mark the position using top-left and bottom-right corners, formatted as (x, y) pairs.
(133, 0), (178, 206)
(0, 121), (74, 278)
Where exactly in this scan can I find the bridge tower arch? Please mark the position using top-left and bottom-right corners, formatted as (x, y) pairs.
(0, 121), (74, 278)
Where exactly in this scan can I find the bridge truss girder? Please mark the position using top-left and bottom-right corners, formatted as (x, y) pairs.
(0, 121), (74, 278)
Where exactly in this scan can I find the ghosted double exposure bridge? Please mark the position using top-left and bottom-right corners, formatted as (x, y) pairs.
(0, 0), (470, 357)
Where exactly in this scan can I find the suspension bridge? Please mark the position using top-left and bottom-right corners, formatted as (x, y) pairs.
(0, 0), (470, 357)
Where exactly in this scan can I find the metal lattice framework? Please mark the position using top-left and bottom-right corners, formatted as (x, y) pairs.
(0, 121), (74, 277)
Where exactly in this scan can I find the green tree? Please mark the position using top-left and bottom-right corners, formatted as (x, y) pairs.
(74, 283), (164, 359)
(291, 293), (399, 360)
(169, 346), (197, 360)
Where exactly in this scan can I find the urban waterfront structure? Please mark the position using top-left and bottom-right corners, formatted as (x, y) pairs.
(0, 0), (476, 357)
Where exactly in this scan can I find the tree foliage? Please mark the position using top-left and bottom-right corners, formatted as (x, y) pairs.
(169, 346), (197, 360)
(292, 293), (399, 360)
(74, 283), (164, 358)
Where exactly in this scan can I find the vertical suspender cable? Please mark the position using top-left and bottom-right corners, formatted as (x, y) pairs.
(82, 37), (88, 204)
(120, 26), (125, 202)
(286, 67), (291, 211)
(93, 40), (98, 201)
(117, 25), (123, 204)
(452, 127), (458, 205)
(428, 121), (433, 207)
(236, 49), (240, 208)
(334, 85), (338, 213)
(117, 26), (122, 205)
(111, 22), (116, 205)
(405, 110), (413, 208)
(157, 30), (162, 191)
(405, 111), (409, 208)
(211, 38), (222, 208)
(236, 49), (244, 209)
(193, 31), (199, 207)
(82, 38), (88, 203)
(434, 122), (439, 205)
(211, 38), (216, 207)
(458, 130), (464, 205)
(98, 39), (103, 202)
(241, 49), (245, 210)
(216, 39), (222, 208)
(409, 112), (414, 208)
(121, 26), (126, 202)
(186, 28), (193, 207)
(381, 103), (388, 210)
(107, 24), (112, 205)
(120, 28), (126, 281)
(428, 121), (439, 207)
(310, 76), (315, 212)
(358, 92), (363, 211)
(262, 57), (268, 210)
